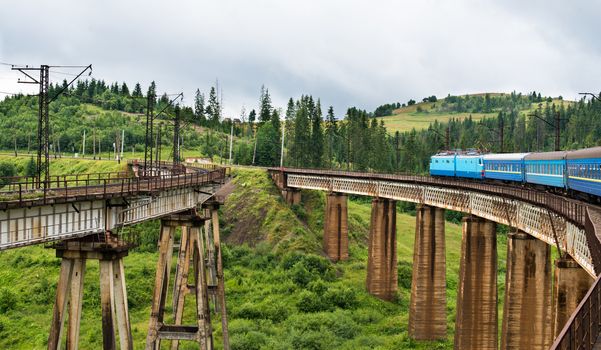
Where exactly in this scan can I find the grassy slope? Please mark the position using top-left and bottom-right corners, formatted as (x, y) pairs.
(0, 155), (126, 175)
(377, 100), (494, 133)
(377, 95), (572, 134)
(0, 166), (510, 349)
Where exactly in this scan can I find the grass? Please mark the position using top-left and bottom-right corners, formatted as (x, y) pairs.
(0, 167), (514, 349)
(378, 96), (575, 134)
(0, 154), (126, 176)
(379, 112), (493, 133)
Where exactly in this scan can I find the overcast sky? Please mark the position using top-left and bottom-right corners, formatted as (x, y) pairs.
(1, 0), (600, 118)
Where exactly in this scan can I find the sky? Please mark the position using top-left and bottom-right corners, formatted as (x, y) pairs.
(0, 0), (600, 118)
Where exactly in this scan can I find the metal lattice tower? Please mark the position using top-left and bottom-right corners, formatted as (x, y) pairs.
(173, 105), (181, 165)
(38, 65), (50, 187)
(144, 92), (155, 175)
(12, 64), (91, 188)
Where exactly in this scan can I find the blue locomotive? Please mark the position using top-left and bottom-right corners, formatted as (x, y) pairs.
(429, 146), (601, 201)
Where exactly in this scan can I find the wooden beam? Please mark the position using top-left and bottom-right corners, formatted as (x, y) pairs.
(112, 259), (133, 350)
(48, 259), (74, 350)
(212, 208), (230, 350)
(99, 260), (116, 350)
(67, 258), (86, 350)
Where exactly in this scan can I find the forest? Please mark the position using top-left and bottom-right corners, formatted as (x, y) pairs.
(1, 80), (600, 176)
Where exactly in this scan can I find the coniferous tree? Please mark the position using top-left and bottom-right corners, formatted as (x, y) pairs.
(132, 83), (143, 97)
(120, 82), (129, 96)
(194, 89), (206, 126)
(259, 85), (272, 124)
(291, 104), (311, 167)
(206, 87), (220, 126)
(310, 99), (324, 167)
(325, 106), (338, 168)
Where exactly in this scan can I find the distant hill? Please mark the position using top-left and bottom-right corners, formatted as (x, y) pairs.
(376, 92), (571, 133)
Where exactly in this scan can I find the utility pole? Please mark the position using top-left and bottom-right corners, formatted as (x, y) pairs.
(12, 64), (91, 187)
(144, 91), (155, 175)
(528, 109), (562, 151)
(173, 106), (181, 165)
(156, 123), (162, 167)
(429, 125), (450, 151)
(498, 114), (504, 153)
(93, 127), (96, 159)
(445, 124), (450, 150)
(82, 130), (86, 157)
(121, 129), (125, 159)
(280, 118), (285, 167)
(229, 121), (234, 165)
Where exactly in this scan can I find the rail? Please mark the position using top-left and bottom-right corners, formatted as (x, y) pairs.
(0, 171), (131, 192)
(272, 167), (589, 228)
(0, 163), (228, 209)
(551, 273), (601, 349)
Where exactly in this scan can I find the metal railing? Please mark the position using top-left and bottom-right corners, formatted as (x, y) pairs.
(271, 167), (590, 228)
(551, 273), (601, 349)
(0, 163), (228, 209)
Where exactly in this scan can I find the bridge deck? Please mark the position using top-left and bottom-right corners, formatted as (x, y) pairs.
(0, 162), (229, 250)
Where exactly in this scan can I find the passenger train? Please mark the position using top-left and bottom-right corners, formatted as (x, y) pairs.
(429, 146), (601, 202)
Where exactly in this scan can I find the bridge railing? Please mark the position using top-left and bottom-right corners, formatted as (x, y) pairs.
(0, 165), (228, 209)
(273, 167), (588, 228)
(0, 171), (132, 192)
(551, 272), (601, 349)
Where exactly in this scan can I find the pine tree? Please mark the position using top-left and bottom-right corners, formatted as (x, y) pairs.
(325, 106), (337, 168)
(259, 85), (272, 124)
(120, 82), (129, 96)
(194, 89), (206, 125)
(291, 105), (311, 167)
(132, 83), (142, 97)
(206, 87), (220, 126)
(310, 99), (324, 167)
(25, 157), (36, 177)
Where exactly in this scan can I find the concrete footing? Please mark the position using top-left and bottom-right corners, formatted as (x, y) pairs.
(366, 198), (397, 301)
(552, 256), (594, 339)
(501, 231), (552, 349)
(409, 205), (447, 340)
(323, 193), (349, 262)
(454, 216), (497, 350)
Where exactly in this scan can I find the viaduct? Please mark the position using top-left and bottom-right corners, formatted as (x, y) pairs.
(270, 167), (601, 350)
(0, 161), (599, 349)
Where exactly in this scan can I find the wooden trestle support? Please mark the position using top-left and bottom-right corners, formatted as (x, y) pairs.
(145, 204), (229, 350)
(48, 235), (134, 350)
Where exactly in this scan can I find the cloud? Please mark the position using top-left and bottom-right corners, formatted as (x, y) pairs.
(0, 0), (600, 117)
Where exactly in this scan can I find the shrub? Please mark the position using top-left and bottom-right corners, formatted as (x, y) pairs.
(0, 162), (16, 186)
(290, 263), (317, 287)
(0, 288), (18, 312)
(296, 290), (333, 313)
(398, 261), (413, 289)
(230, 330), (268, 350)
(290, 330), (333, 350)
(325, 286), (357, 309)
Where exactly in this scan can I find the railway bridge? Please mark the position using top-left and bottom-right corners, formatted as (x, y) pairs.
(270, 167), (601, 350)
(0, 161), (231, 350)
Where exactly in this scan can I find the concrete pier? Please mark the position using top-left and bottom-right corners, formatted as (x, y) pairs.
(409, 205), (446, 340)
(366, 198), (397, 301)
(552, 256), (594, 339)
(323, 193), (349, 262)
(454, 216), (498, 350)
(501, 231), (552, 349)
(282, 188), (301, 205)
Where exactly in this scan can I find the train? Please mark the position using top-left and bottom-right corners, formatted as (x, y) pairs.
(429, 146), (601, 202)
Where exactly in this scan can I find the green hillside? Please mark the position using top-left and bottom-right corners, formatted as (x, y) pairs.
(0, 166), (511, 349)
(376, 93), (571, 134)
